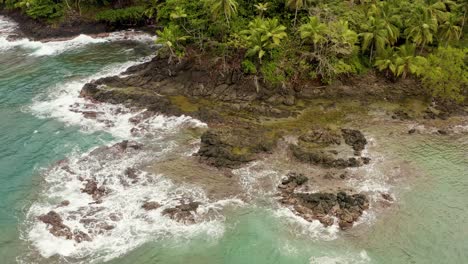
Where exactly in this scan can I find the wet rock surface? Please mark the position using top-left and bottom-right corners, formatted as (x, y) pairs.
(278, 173), (369, 230)
(162, 201), (201, 224)
(142, 201), (161, 211)
(341, 129), (367, 155)
(38, 211), (92, 242)
(290, 128), (370, 168)
(196, 126), (277, 168)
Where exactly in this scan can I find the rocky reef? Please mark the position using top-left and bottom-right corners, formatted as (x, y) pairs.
(277, 172), (369, 230)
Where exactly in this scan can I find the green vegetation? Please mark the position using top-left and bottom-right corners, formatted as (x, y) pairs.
(1, 0), (466, 102)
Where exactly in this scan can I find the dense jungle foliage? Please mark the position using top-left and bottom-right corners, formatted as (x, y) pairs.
(1, 0), (467, 101)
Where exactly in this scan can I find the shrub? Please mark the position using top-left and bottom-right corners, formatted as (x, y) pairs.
(96, 6), (147, 25)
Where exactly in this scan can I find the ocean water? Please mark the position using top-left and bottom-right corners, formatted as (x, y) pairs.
(1, 16), (467, 264)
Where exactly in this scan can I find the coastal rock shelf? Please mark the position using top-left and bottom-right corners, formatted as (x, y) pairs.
(277, 173), (369, 230)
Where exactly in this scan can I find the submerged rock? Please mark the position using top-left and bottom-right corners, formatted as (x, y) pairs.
(142, 201), (161, 211)
(81, 179), (106, 201)
(162, 201), (201, 224)
(38, 211), (73, 239)
(299, 128), (341, 145)
(341, 129), (367, 156)
(290, 144), (369, 169)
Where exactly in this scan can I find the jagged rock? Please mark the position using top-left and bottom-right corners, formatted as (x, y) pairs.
(73, 230), (92, 243)
(125, 167), (138, 179)
(38, 211), (73, 239)
(196, 127), (277, 168)
(299, 128), (341, 145)
(392, 110), (411, 120)
(142, 201), (161, 211)
(278, 177), (369, 230)
(341, 129), (367, 155)
(81, 179), (106, 201)
(290, 144), (370, 168)
(281, 172), (308, 186)
(162, 201), (200, 224)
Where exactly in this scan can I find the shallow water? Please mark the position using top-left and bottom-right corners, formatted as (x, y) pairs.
(1, 16), (467, 264)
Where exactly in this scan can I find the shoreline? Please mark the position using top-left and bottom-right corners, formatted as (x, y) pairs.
(74, 51), (468, 232)
(0, 9), (157, 41)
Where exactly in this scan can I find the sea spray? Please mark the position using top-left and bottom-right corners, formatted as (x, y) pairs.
(0, 15), (155, 56)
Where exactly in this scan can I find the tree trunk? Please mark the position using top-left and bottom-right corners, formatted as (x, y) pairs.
(294, 7), (298, 27)
(460, 9), (466, 38)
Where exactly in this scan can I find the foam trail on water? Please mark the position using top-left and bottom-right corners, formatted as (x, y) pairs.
(309, 250), (371, 264)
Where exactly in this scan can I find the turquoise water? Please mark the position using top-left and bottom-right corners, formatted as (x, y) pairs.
(1, 17), (467, 264)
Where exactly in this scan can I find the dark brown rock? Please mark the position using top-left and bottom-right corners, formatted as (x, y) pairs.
(341, 129), (367, 155)
(38, 211), (73, 239)
(162, 201), (201, 224)
(142, 201), (161, 211)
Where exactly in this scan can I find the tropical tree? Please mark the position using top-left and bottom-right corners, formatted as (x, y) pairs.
(285, 0), (306, 27)
(360, 16), (390, 61)
(299, 16), (328, 50)
(374, 47), (397, 78)
(393, 43), (425, 78)
(438, 13), (461, 46)
(156, 25), (190, 63)
(254, 2), (269, 18)
(241, 18), (287, 63)
(375, 43), (425, 79)
(404, 5), (438, 52)
(204, 0), (239, 24)
(369, 1), (402, 45)
(420, 47), (467, 102)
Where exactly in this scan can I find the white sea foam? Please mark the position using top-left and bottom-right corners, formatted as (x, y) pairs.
(273, 207), (339, 241)
(309, 250), (371, 264)
(29, 56), (208, 139)
(0, 15), (155, 56)
(234, 161), (281, 197)
(347, 136), (393, 198)
(21, 49), (241, 262)
(25, 150), (228, 261)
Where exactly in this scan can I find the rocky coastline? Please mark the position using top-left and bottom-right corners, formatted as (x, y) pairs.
(18, 30), (465, 240)
(71, 50), (466, 234)
(0, 9), (156, 40)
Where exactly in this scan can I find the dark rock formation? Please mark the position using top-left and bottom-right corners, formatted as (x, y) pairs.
(277, 177), (369, 230)
(299, 128), (341, 145)
(142, 201), (161, 211)
(196, 127), (277, 168)
(38, 211), (73, 239)
(341, 129), (367, 155)
(290, 144), (369, 169)
(81, 179), (106, 201)
(162, 201), (200, 224)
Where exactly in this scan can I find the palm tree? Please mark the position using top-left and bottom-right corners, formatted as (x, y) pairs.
(374, 47), (397, 78)
(254, 2), (269, 18)
(438, 13), (461, 46)
(299, 16), (328, 50)
(404, 6), (438, 53)
(393, 43), (425, 78)
(369, 2), (402, 45)
(242, 18), (287, 62)
(360, 16), (390, 61)
(205, 0), (239, 24)
(285, 0), (306, 27)
(156, 25), (190, 63)
(329, 20), (358, 56)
